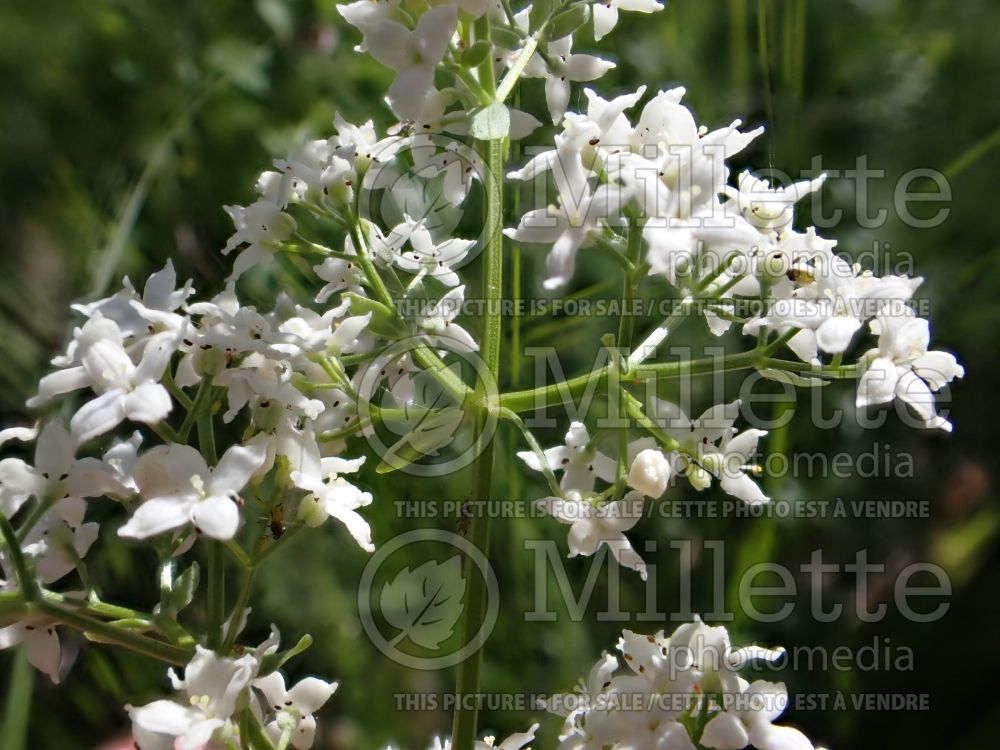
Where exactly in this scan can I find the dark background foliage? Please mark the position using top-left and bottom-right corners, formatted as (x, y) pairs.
(1, 1), (998, 748)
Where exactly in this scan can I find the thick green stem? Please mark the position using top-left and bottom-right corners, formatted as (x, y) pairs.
(34, 599), (192, 665)
(499, 350), (861, 413)
(206, 541), (224, 651)
(451, 135), (504, 750)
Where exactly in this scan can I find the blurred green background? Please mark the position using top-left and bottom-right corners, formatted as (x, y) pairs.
(1, 1), (999, 748)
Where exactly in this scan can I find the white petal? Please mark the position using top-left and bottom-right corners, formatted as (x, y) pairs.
(211, 440), (268, 495)
(25, 627), (62, 683)
(119, 498), (193, 538)
(701, 711), (750, 750)
(592, 3), (619, 40)
(815, 316), (861, 353)
(544, 75), (571, 125)
(70, 390), (126, 443)
(719, 472), (769, 505)
(122, 382), (173, 426)
(130, 700), (202, 736)
(192, 496), (241, 540)
(855, 357), (899, 408)
(287, 676), (339, 714)
(566, 54), (616, 82)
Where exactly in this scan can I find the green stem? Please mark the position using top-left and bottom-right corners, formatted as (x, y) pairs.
(451, 135), (504, 750)
(179, 375), (214, 443)
(499, 350), (861, 413)
(34, 599), (192, 665)
(206, 541), (224, 651)
(0, 515), (36, 603)
(347, 221), (471, 404)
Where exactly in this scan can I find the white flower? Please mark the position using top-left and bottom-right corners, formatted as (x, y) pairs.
(0, 592), (62, 683)
(293, 456), (374, 552)
(592, 0), (665, 41)
(216, 353), (325, 424)
(314, 242), (366, 303)
(70, 259), (194, 345)
(701, 680), (815, 750)
(549, 621), (809, 750)
(856, 312), (964, 431)
(28, 317), (177, 443)
(429, 723), (539, 750)
(128, 645), (257, 750)
(119, 440), (268, 540)
(20, 498), (100, 583)
(517, 421), (616, 493)
(649, 399), (769, 503)
(338, 2), (457, 120)
(536, 491), (648, 580)
(253, 672), (338, 750)
(387, 215), (475, 287)
(222, 198), (297, 281)
(0, 422), (128, 518)
(744, 247), (922, 362)
(627, 448), (671, 498)
(505, 136), (623, 290)
(725, 171), (826, 237)
(523, 35), (616, 124)
(418, 286), (479, 353)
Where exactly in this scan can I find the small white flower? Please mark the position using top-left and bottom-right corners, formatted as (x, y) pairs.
(338, 2), (457, 120)
(120, 440), (268, 540)
(701, 679), (816, 750)
(518, 421), (616, 493)
(253, 672), (338, 750)
(856, 312), (964, 431)
(128, 645), (257, 750)
(293, 456), (374, 551)
(28, 317), (177, 443)
(536, 490), (648, 580)
(523, 35), (616, 124)
(388, 215), (475, 287)
(222, 197), (297, 281)
(418, 286), (479, 353)
(592, 0), (665, 41)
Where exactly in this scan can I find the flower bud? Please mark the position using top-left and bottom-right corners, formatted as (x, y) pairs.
(627, 449), (671, 498)
(193, 344), (226, 377)
(296, 494), (328, 528)
(686, 463), (712, 491)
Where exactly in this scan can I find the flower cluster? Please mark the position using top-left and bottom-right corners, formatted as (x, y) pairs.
(0, 0), (964, 748)
(548, 619), (820, 750)
(519, 400), (769, 579)
(128, 628), (337, 750)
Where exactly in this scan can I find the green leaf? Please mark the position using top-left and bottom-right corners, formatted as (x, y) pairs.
(257, 634), (314, 677)
(462, 40), (493, 68)
(529, 0), (554, 33)
(469, 102), (510, 141)
(167, 562), (199, 614)
(548, 5), (589, 40)
(379, 556), (465, 650)
(491, 27), (523, 51)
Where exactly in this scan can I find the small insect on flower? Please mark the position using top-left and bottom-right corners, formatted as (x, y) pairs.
(265, 503), (285, 540)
